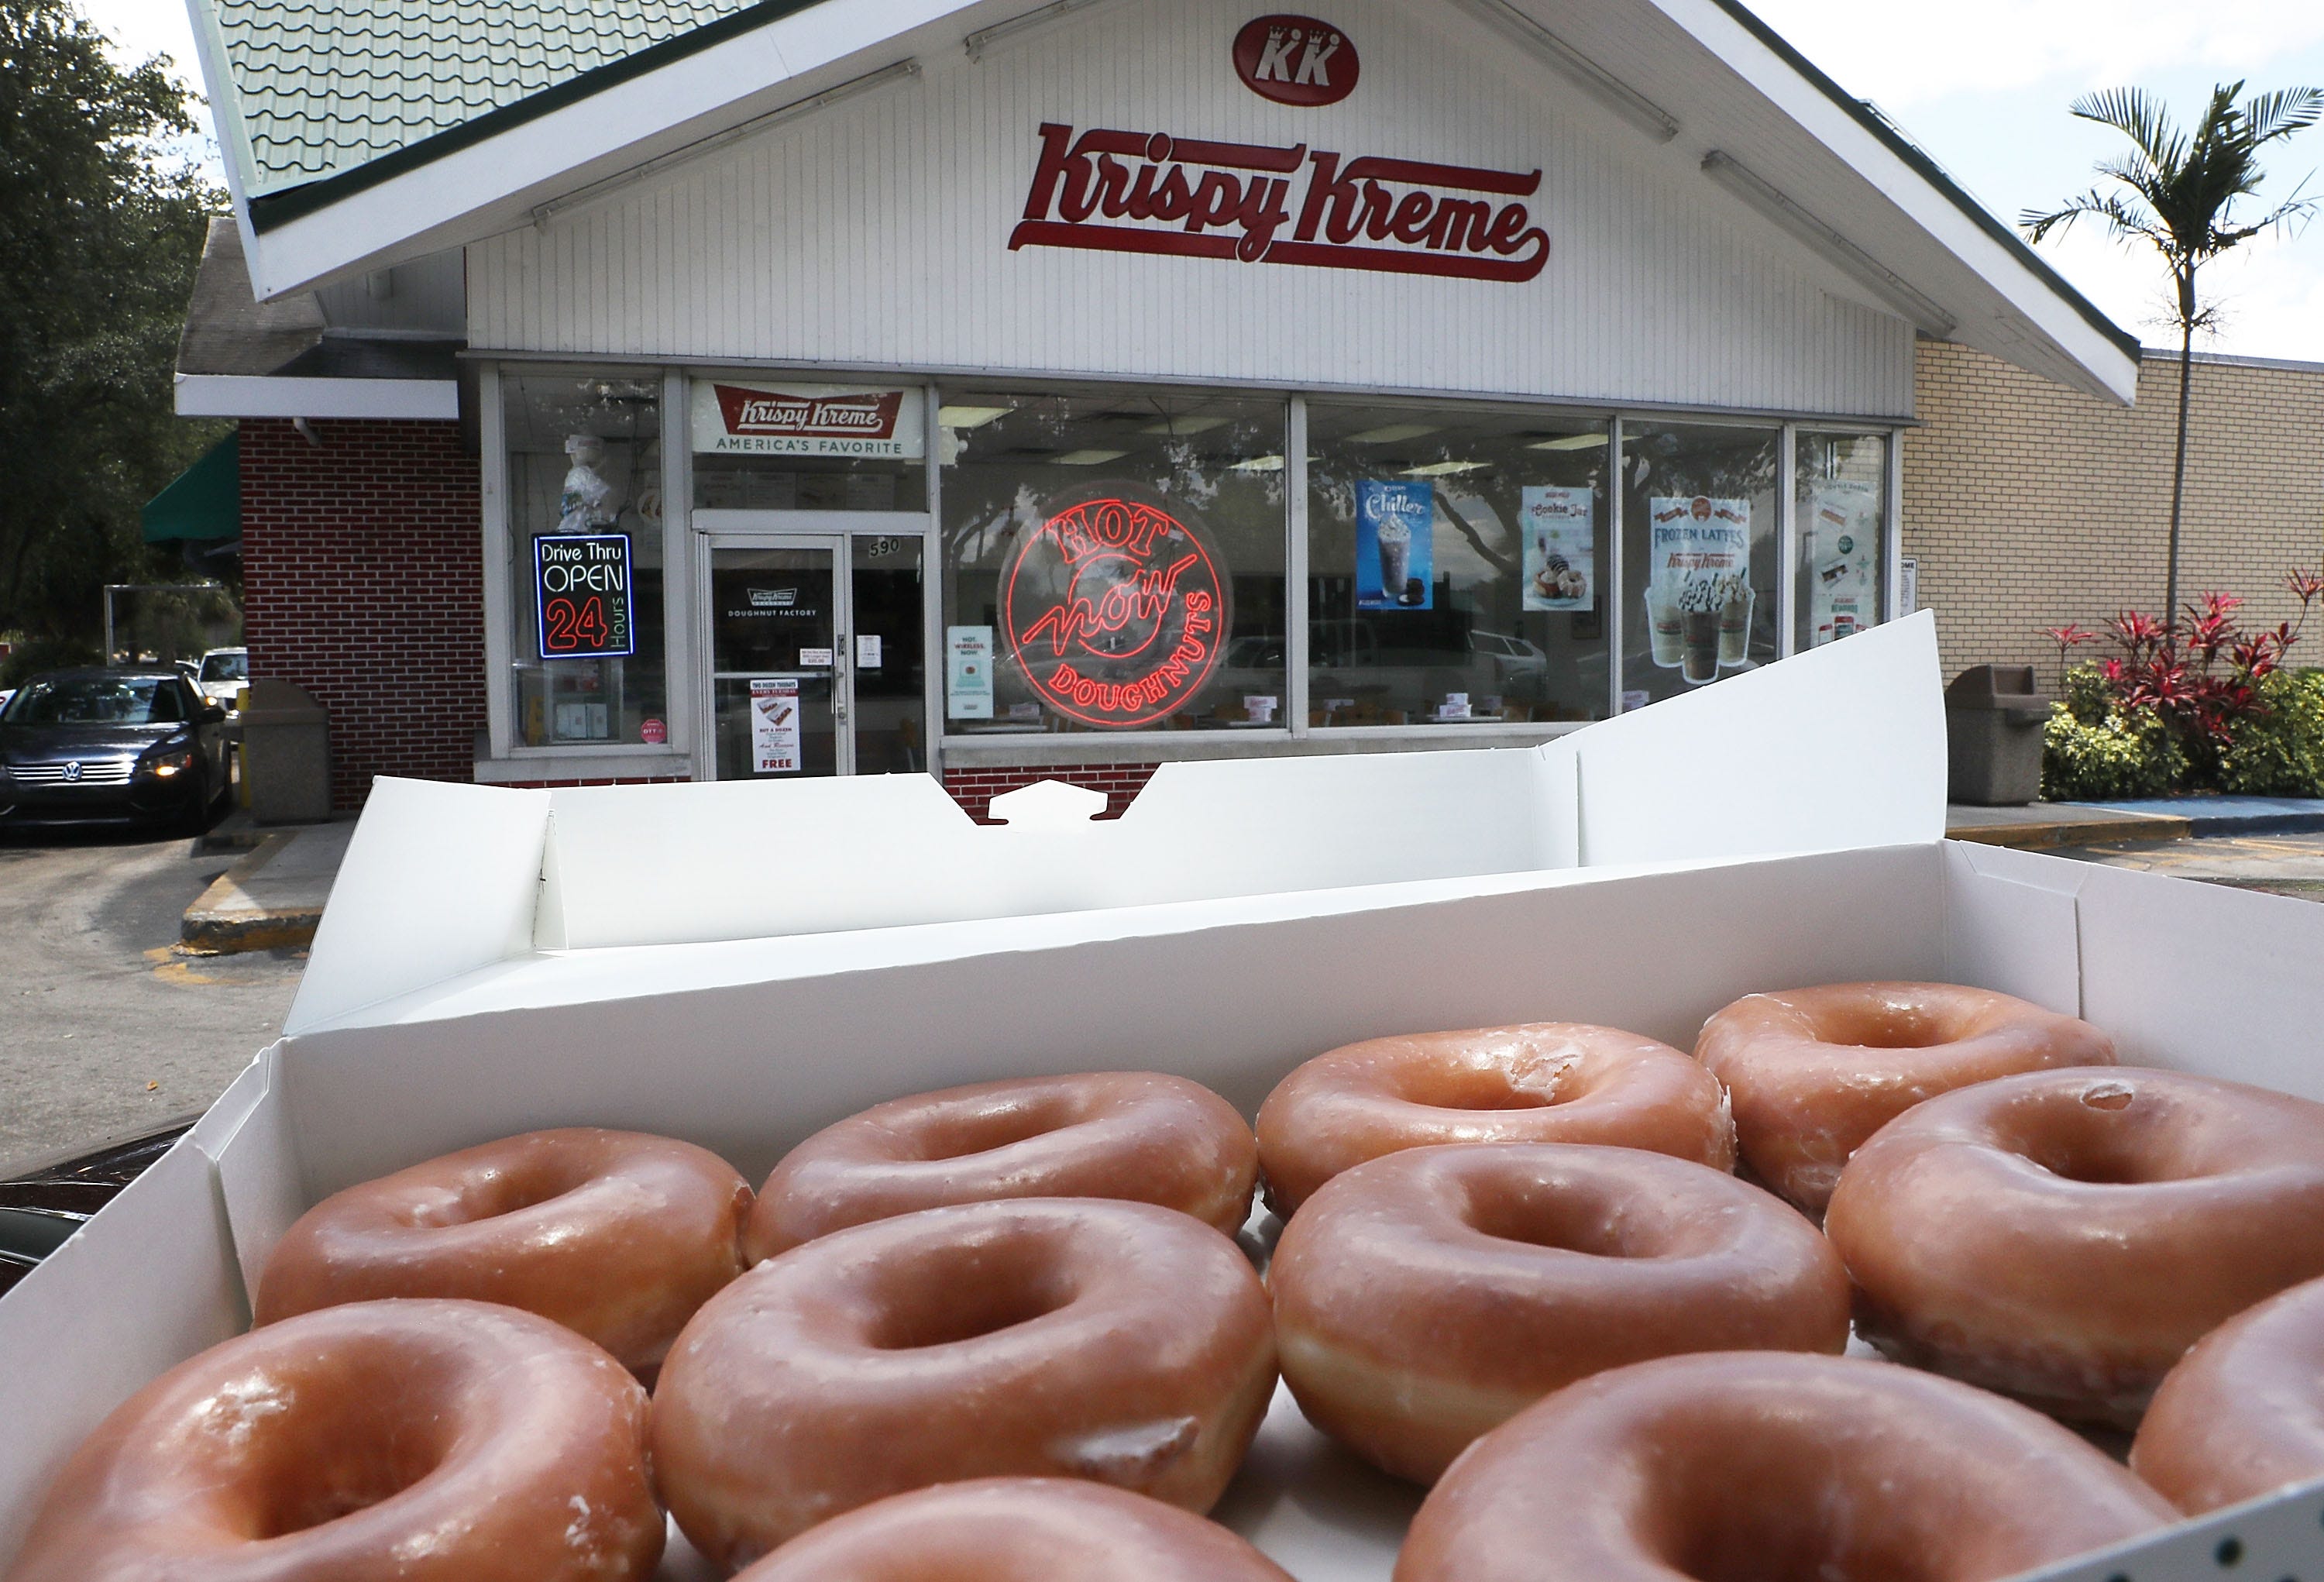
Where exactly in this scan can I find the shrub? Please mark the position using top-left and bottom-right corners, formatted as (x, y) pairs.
(2218, 669), (2324, 796)
(2042, 701), (2188, 800)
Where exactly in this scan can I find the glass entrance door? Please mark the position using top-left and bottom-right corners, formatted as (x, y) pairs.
(705, 531), (927, 779)
(710, 539), (844, 779)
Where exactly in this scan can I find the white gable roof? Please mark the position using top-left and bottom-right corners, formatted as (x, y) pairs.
(204, 0), (2140, 403)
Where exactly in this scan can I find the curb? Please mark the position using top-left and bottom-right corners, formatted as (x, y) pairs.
(177, 832), (321, 956)
(1946, 813), (2193, 851)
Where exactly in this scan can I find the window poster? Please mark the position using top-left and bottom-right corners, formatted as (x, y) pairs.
(749, 678), (803, 773)
(1644, 496), (1752, 681)
(947, 625), (995, 719)
(1355, 480), (1433, 610)
(1807, 479), (1879, 647)
(1521, 486), (1595, 611)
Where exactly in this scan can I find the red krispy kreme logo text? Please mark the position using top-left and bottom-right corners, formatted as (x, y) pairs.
(712, 385), (902, 438)
(1233, 14), (1358, 107)
(1002, 495), (1231, 729)
(1010, 124), (1549, 282)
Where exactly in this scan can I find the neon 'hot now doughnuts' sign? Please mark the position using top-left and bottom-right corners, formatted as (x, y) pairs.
(1001, 495), (1231, 729)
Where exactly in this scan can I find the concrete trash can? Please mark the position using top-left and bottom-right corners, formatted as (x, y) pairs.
(240, 678), (332, 824)
(1945, 664), (2051, 806)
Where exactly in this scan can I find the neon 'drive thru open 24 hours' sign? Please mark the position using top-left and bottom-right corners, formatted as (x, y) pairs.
(1002, 493), (1231, 728)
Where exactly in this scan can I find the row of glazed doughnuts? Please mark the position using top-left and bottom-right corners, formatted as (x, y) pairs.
(11, 982), (2324, 1581)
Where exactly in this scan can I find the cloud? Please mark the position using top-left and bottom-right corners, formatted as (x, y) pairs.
(1745, 0), (2324, 107)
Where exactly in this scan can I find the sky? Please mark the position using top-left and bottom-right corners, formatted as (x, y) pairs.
(81, 0), (2324, 362)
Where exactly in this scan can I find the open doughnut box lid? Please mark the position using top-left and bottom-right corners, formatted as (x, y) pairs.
(6, 610), (2324, 1581)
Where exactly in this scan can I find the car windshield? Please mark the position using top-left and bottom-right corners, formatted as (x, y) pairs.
(200, 652), (247, 683)
(2, 676), (184, 726)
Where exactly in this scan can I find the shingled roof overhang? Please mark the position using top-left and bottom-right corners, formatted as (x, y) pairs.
(196, 0), (2141, 403)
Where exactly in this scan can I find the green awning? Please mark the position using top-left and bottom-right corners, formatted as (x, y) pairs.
(142, 433), (241, 543)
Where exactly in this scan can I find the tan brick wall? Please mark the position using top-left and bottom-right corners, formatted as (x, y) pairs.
(1905, 340), (2324, 692)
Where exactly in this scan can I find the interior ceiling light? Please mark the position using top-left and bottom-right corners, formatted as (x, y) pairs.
(1402, 459), (1491, 477)
(1528, 433), (1608, 451)
(1054, 449), (1129, 466)
(1346, 423), (1442, 445)
(1141, 417), (1229, 435)
(938, 405), (1012, 429)
(1231, 455), (1285, 473)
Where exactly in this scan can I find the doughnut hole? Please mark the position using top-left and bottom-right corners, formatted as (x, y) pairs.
(857, 1232), (1082, 1351)
(904, 1092), (1091, 1161)
(420, 1153), (601, 1226)
(1992, 1082), (2222, 1188)
(199, 1346), (466, 1540)
(1460, 1180), (1645, 1258)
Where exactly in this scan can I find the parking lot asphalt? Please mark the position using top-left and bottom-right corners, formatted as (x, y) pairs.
(0, 821), (303, 1171)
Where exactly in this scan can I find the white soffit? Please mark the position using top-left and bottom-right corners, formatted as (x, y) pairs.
(235, 0), (992, 298)
(1518, 0), (2138, 402)
(227, 0), (2137, 404)
(174, 373), (460, 419)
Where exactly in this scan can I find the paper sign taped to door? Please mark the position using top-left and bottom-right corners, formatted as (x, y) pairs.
(749, 678), (802, 774)
(855, 635), (882, 669)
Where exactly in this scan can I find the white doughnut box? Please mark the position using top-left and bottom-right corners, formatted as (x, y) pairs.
(4, 610), (2322, 1581)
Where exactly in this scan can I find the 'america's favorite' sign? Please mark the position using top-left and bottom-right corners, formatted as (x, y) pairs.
(689, 381), (926, 458)
(1010, 123), (1549, 283)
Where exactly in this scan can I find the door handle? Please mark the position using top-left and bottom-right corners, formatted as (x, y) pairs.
(833, 635), (849, 722)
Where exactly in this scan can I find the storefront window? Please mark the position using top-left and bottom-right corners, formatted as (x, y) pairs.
(937, 389), (1287, 734)
(689, 378), (929, 511)
(1621, 422), (1779, 707)
(1307, 405), (1610, 727)
(502, 368), (669, 748)
(1795, 432), (1889, 649)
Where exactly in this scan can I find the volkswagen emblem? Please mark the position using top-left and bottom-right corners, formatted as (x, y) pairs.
(61, 761), (81, 782)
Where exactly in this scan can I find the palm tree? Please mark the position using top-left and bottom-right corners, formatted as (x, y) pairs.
(2023, 82), (2322, 624)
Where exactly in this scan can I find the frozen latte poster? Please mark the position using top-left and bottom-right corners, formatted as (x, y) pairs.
(1355, 480), (1433, 610)
(1645, 496), (1752, 685)
(1521, 486), (1594, 611)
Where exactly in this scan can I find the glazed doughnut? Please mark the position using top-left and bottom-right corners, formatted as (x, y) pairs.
(731, 1479), (1294, 1581)
(654, 1198), (1277, 1567)
(2133, 1273), (2324, 1512)
(1696, 982), (2115, 1214)
(1827, 1066), (2324, 1425)
(256, 1126), (752, 1374)
(748, 1071), (1257, 1258)
(3, 1299), (662, 1582)
(1256, 1022), (1733, 1213)
(1394, 1352), (2174, 1582)
(1271, 1144), (1848, 1483)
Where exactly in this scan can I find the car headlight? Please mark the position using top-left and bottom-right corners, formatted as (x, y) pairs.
(141, 749), (197, 779)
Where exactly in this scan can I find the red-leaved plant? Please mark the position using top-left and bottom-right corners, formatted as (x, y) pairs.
(2044, 569), (2323, 762)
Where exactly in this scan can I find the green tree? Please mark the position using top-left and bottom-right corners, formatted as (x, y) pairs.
(2022, 82), (2322, 626)
(0, 0), (226, 681)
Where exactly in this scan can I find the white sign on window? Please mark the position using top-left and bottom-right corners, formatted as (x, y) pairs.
(749, 678), (802, 774)
(856, 634), (883, 669)
(947, 625), (995, 720)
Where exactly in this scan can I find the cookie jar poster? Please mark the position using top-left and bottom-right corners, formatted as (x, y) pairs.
(1521, 486), (1594, 611)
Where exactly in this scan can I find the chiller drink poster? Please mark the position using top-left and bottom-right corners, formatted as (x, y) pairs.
(1645, 496), (1752, 683)
(750, 678), (803, 773)
(1807, 480), (1879, 647)
(1356, 480), (1433, 610)
(1521, 486), (1595, 611)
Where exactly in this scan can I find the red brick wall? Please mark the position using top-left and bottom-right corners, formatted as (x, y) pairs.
(240, 418), (485, 813)
(942, 762), (1159, 823)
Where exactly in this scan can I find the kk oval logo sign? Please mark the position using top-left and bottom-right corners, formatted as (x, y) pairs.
(1002, 494), (1230, 730)
(1233, 15), (1358, 108)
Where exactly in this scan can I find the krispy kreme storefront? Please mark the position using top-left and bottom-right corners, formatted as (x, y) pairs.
(459, 0), (2123, 807)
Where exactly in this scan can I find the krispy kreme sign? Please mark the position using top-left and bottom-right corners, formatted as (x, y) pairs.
(1002, 493), (1231, 729)
(689, 381), (925, 458)
(1010, 122), (1549, 283)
